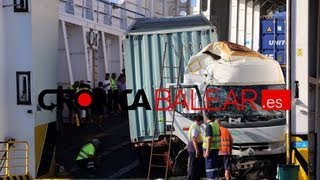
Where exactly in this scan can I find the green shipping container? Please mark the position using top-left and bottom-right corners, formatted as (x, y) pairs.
(124, 15), (218, 143)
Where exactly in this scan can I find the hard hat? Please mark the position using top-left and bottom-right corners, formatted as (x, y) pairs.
(92, 138), (101, 144)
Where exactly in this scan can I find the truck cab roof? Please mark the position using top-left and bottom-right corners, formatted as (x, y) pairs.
(184, 41), (285, 86)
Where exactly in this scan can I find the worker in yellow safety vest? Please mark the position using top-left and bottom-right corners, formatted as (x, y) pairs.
(108, 73), (119, 113)
(110, 73), (118, 91)
(76, 138), (101, 172)
(203, 114), (221, 180)
(187, 115), (205, 180)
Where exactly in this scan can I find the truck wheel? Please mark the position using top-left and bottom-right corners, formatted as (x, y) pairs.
(172, 148), (188, 176)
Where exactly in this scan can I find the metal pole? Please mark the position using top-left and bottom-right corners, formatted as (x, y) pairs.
(92, 47), (96, 88)
(316, 2), (320, 179)
(96, 0), (99, 22)
(62, 21), (74, 84)
(82, 0), (85, 18)
(285, 0), (292, 165)
(25, 142), (29, 174)
(97, 0), (145, 17)
(5, 143), (9, 176)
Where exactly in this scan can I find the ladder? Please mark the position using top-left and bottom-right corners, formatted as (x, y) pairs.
(88, 29), (99, 88)
(147, 43), (184, 180)
(92, 47), (98, 88)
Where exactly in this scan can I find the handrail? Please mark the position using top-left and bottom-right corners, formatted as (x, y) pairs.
(0, 141), (29, 176)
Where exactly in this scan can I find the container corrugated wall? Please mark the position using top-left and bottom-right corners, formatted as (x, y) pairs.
(124, 27), (217, 143)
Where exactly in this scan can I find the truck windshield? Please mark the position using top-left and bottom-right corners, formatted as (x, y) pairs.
(204, 85), (285, 122)
(169, 86), (203, 120)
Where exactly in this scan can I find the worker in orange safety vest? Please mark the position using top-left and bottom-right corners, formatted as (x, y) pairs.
(215, 119), (233, 180)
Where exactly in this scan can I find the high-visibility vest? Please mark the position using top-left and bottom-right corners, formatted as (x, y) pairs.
(68, 85), (79, 91)
(202, 122), (220, 150)
(110, 79), (118, 90)
(219, 126), (232, 154)
(76, 87), (91, 93)
(66, 86), (77, 99)
(76, 143), (95, 160)
(187, 123), (204, 143)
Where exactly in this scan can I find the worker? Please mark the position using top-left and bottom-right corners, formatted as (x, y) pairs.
(216, 119), (233, 180)
(109, 73), (119, 113)
(103, 73), (111, 115)
(56, 85), (65, 134)
(77, 80), (92, 125)
(75, 138), (101, 173)
(187, 115), (205, 180)
(79, 80), (91, 89)
(66, 81), (79, 124)
(92, 82), (107, 130)
(203, 114), (220, 180)
(117, 75), (127, 112)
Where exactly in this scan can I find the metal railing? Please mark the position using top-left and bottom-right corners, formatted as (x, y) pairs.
(0, 141), (29, 177)
(60, 0), (145, 30)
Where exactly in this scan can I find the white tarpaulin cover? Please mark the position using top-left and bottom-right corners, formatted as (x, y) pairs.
(184, 41), (285, 86)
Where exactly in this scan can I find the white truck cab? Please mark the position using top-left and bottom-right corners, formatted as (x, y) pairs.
(165, 41), (286, 178)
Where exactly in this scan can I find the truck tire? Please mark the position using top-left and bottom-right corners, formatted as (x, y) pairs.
(172, 148), (188, 176)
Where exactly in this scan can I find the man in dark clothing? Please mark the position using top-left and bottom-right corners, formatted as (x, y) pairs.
(118, 68), (126, 81)
(92, 82), (107, 129)
(78, 80), (92, 125)
(79, 80), (91, 89)
(66, 81), (79, 124)
(57, 85), (65, 134)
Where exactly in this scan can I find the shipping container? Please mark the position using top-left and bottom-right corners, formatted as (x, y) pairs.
(124, 15), (218, 143)
(260, 12), (286, 65)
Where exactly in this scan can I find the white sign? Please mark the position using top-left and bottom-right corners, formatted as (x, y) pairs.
(264, 54), (274, 59)
(268, 40), (285, 46)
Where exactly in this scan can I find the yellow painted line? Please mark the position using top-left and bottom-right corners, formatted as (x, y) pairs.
(35, 124), (48, 173)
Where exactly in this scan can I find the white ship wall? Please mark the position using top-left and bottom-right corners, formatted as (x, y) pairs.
(0, 0), (59, 177)
(0, 0), (194, 178)
(0, 0), (9, 143)
(1, 0), (33, 176)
